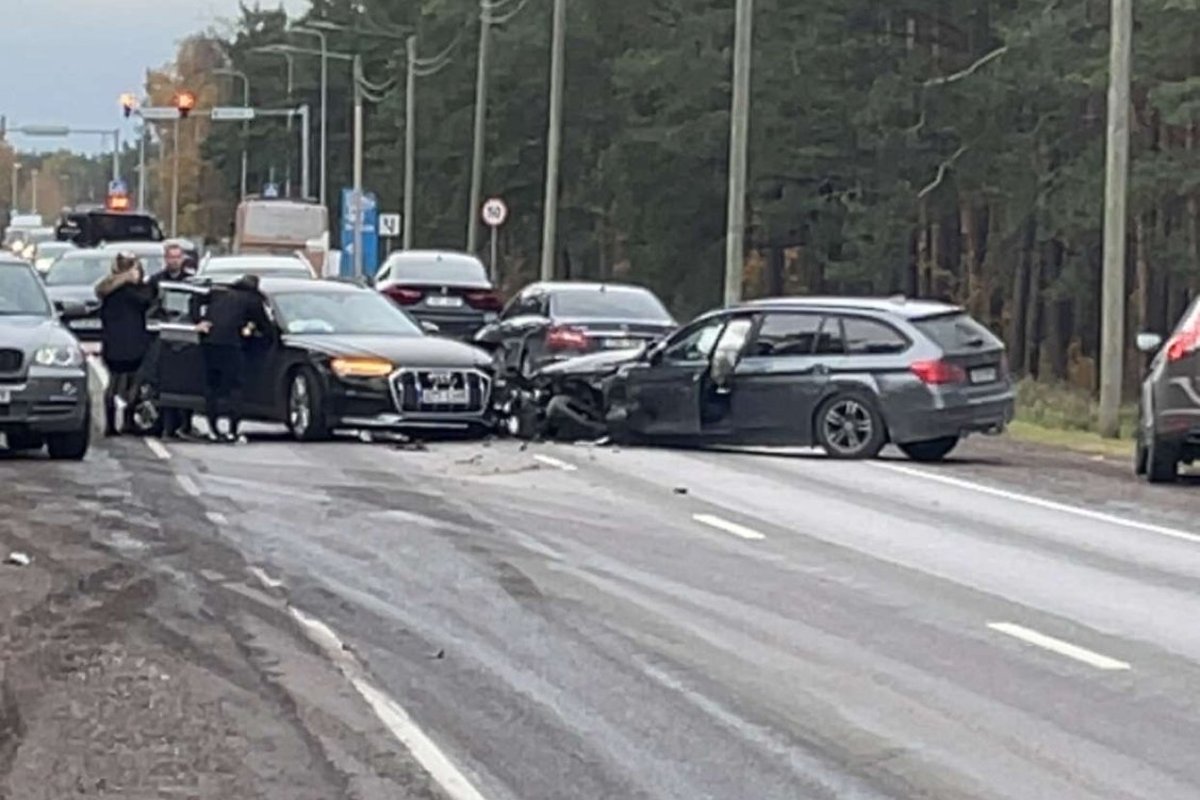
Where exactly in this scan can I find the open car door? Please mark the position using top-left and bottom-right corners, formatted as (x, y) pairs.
(151, 282), (208, 414)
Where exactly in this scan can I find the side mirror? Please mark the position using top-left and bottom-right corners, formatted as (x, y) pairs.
(59, 301), (88, 320)
(1136, 332), (1163, 354)
(420, 320), (441, 335)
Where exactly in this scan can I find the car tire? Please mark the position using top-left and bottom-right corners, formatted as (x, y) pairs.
(814, 391), (887, 460)
(900, 436), (960, 463)
(46, 416), (90, 461)
(1134, 431), (1148, 476)
(1145, 433), (1179, 484)
(286, 367), (330, 442)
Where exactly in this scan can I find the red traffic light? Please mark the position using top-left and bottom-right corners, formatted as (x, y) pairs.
(119, 93), (137, 119)
(174, 91), (196, 119)
(105, 192), (130, 212)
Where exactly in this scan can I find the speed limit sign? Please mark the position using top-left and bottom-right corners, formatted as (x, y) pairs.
(482, 197), (509, 228)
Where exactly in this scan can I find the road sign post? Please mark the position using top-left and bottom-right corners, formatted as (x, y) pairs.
(482, 197), (508, 285)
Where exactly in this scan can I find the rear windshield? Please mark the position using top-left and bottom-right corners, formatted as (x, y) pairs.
(913, 312), (1003, 353)
(391, 257), (488, 285)
(552, 289), (673, 322)
(45, 255), (112, 286)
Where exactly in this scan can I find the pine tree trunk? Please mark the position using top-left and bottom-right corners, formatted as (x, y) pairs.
(1007, 217), (1034, 375)
(1023, 232), (1042, 378)
(917, 200), (931, 296)
(961, 196), (983, 317)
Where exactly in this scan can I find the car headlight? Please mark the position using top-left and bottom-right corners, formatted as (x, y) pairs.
(330, 356), (394, 378)
(33, 346), (85, 368)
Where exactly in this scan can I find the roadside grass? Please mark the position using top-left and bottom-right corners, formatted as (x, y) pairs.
(1008, 379), (1135, 459)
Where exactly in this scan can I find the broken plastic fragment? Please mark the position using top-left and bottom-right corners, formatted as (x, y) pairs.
(5, 552), (31, 566)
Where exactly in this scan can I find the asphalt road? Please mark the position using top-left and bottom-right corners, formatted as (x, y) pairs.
(21, 428), (1200, 799)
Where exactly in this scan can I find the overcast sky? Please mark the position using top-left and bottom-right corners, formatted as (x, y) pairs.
(2, 0), (303, 154)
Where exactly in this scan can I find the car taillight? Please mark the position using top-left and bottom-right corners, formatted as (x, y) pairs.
(384, 286), (423, 306)
(545, 325), (590, 351)
(1166, 328), (1200, 362)
(911, 359), (966, 385)
(465, 290), (503, 312)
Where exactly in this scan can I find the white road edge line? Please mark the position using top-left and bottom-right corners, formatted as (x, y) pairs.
(693, 513), (767, 541)
(248, 566), (283, 590)
(145, 438), (172, 461)
(289, 607), (488, 800)
(874, 461), (1200, 545)
(206, 511), (230, 526)
(175, 474), (201, 497)
(532, 454), (578, 472)
(988, 622), (1131, 671)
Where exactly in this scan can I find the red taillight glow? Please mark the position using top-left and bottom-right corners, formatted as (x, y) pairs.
(1166, 328), (1200, 362)
(911, 359), (966, 385)
(545, 325), (590, 351)
(465, 290), (503, 312)
(384, 286), (423, 306)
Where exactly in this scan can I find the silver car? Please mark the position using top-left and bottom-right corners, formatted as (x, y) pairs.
(1136, 301), (1200, 482)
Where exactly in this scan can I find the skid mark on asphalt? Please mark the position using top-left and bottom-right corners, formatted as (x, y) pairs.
(988, 622), (1131, 671)
(288, 607), (489, 800)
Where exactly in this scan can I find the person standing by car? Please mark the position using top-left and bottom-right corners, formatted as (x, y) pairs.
(146, 242), (197, 439)
(95, 253), (153, 436)
(148, 242), (194, 290)
(196, 275), (270, 442)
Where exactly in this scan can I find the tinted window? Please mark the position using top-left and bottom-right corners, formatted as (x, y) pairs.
(663, 318), (726, 362)
(85, 213), (163, 244)
(815, 317), (845, 355)
(274, 290), (423, 336)
(0, 267), (51, 316)
(389, 257), (488, 285)
(45, 255), (112, 286)
(913, 312), (1002, 353)
(751, 313), (822, 357)
(552, 288), (672, 322)
(842, 317), (909, 355)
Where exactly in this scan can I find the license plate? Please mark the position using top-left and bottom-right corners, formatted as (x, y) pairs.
(0, 388), (11, 404)
(970, 366), (998, 384)
(70, 318), (102, 330)
(426, 296), (463, 308)
(604, 338), (641, 349)
(421, 388), (469, 405)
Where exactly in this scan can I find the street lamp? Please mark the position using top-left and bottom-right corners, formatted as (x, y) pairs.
(10, 163), (21, 212)
(291, 26), (330, 207)
(214, 67), (251, 198)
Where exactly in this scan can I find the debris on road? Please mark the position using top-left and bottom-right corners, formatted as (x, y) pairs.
(673, 487), (689, 496)
(4, 551), (31, 567)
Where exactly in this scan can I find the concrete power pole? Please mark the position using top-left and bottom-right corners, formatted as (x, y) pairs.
(723, 0), (754, 307)
(352, 56), (365, 279)
(404, 36), (417, 251)
(539, 0), (566, 281)
(467, 0), (493, 255)
(1098, 0), (1133, 438)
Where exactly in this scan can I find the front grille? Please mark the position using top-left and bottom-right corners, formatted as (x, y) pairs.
(0, 349), (23, 374)
(392, 369), (490, 414)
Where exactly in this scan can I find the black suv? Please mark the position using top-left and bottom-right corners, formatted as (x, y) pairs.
(1135, 300), (1200, 482)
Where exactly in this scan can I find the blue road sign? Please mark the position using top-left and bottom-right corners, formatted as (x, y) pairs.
(108, 179), (128, 195)
(339, 188), (379, 277)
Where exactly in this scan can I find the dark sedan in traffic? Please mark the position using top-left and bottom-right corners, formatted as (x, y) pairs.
(513, 296), (1014, 461)
(133, 278), (496, 440)
(1135, 300), (1200, 482)
(41, 250), (114, 343)
(374, 250), (502, 340)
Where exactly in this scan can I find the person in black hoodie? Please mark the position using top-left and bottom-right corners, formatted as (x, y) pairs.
(95, 253), (154, 436)
(196, 274), (270, 442)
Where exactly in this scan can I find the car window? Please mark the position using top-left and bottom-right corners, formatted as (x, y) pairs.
(45, 255), (112, 286)
(912, 312), (1002, 353)
(751, 313), (822, 357)
(815, 317), (846, 355)
(387, 257), (488, 284)
(842, 316), (909, 355)
(273, 290), (423, 336)
(0, 267), (52, 316)
(663, 318), (726, 363)
(713, 317), (754, 361)
(551, 288), (672, 322)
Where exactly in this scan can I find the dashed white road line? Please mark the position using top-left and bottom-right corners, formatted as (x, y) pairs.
(289, 607), (488, 800)
(692, 513), (766, 541)
(874, 461), (1200, 545)
(533, 454), (578, 472)
(175, 474), (201, 497)
(145, 438), (172, 460)
(248, 566), (284, 590)
(988, 622), (1131, 671)
(206, 511), (229, 526)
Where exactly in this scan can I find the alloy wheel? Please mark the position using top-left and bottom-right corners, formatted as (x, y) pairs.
(289, 375), (311, 437)
(822, 399), (874, 457)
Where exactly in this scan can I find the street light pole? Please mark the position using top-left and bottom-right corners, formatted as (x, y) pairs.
(404, 35), (417, 251)
(216, 68), (251, 198)
(723, 0), (754, 306)
(539, 0), (567, 281)
(137, 121), (148, 211)
(353, 56), (365, 279)
(1098, 0), (1133, 438)
(10, 163), (20, 212)
(171, 117), (180, 237)
(111, 128), (121, 183)
(30, 168), (39, 215)
(467, 0), (493, 254)
(299, 104), (311, 202)
(294, 28), (329, 207)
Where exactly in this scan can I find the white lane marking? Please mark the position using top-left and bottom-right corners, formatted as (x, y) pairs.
(289, 608), (488, 800)
(988, 622), (1131, 671)
(206, 511), (229, 526)
(248, 566), (284, 590)
(874, 462), (1200, 545)
(175, 474), (201, 497)
(693, 513), (766, 541)
(532, 454), (578, 472)
(145, 438), (171, 460)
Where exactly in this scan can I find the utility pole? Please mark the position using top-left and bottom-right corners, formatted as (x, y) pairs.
(723, 0), (754, 307)
(10, 163), (20, 212)
(30, 168), (38, 215)
(467, 0), (493, 254)
(137, 122), (148, 211)
(111, 129), (121, 183)
(404, 35), (417, 251)
(171, 117), (180, 237)
(353, 56), (365, 279)
(299, 104), (311, 202)
(1098, 0), (1133, 438)
(539, 0), (566, 281)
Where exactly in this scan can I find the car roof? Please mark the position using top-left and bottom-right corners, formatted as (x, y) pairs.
(56, 249), (113, 260)
(737, 296), (962, 320)
(384, 250), (484, 265)
(522, 281), (655, 295)
(257, 277), (358, 294)
(101, 241), (165, 252)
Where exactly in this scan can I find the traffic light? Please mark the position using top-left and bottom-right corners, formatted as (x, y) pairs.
(120, 93), (137, 118)
(174, 91), (196, 119)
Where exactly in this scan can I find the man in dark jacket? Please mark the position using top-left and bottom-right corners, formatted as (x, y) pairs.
(196, 275), (270, 442)
(148, 242), (194, 291)
(95, 253), (154, 436)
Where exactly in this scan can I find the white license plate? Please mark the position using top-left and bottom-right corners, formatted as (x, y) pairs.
(0, 388), (11, 404)
(421, 389), (469, 405)
(426, 296), (463, 308)
(70, 318), (102, 330)
(970, 366), (998, 384)
(604, 338), (641, 349)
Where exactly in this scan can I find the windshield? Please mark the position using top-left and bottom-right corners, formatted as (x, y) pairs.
(390, 257), (488, 285)
(45, 255), (113, 286)
(0, 266), (52, 316)
(274, 290), (423, 336)
(552, 288), (673, 322)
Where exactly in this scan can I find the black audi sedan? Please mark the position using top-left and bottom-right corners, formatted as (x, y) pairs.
(135, 278), (496, 440)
